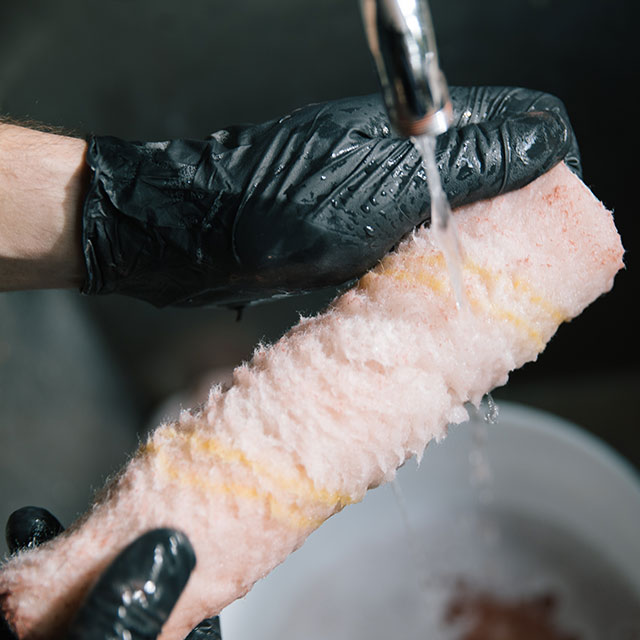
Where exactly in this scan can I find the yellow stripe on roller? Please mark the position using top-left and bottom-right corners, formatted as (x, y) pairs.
(460, 263), (546, 350)
(154, 428), (355, 511)
(362, 252), (567, 348)
(359, 253), (448, 294)
(465, 263), (567, 326)
(144, 444), (332, 531)
(512, 277), (567, 325)
(139, 428), (356, 530)
(467, 293), (546, 351)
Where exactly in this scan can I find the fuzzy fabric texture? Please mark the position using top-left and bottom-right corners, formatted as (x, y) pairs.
(0, 163), (624, 640)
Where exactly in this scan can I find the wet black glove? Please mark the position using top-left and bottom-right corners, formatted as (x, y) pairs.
(82, 86), (580, 307)
(1, 507), (221, 640)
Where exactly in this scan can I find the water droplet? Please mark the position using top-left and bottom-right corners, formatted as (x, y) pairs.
(370, 196), (378, 205)
(364, 225), (375, 237)
(381, 190), (387, 197)
(483, 393), (499, 424)
(143, 580), (157, 595)
(320, 175), (326, 181)
(330, 199), (338, 207)
(361, 204), (370, 213)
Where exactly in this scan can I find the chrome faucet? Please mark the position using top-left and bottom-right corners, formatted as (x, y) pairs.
(360, 0), (453, 137)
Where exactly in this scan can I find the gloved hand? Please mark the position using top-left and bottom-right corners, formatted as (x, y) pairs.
(82, 86), (580, 308)
(1, 507), (221, 640)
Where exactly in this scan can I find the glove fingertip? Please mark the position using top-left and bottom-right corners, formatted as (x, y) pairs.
(517, 108), (582, 179)
(5, 506), (64, 553)
(67, 528), (196, 640)
(185, 616), (222, 639)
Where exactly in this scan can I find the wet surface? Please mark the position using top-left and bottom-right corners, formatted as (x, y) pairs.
(1, 0), (638, 576)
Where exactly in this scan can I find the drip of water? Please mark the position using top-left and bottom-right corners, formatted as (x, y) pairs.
(390, 480), (422, 572)
(466, 394), (500, 509)
(412, 134), (467, 309)
(483, 392), (500, 425)
(390, 480), (435, 590)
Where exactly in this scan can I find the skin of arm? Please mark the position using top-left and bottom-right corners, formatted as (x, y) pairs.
(0, 121), (87, 291)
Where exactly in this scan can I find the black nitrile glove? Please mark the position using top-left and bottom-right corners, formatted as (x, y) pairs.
(82, 86), (580, 308)
(1, 507), (221, 640)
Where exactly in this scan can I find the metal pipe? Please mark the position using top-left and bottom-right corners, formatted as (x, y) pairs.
(360, 0), (453, 137)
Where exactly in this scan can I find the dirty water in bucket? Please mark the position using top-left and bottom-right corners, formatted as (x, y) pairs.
(268, 509), (640, 640)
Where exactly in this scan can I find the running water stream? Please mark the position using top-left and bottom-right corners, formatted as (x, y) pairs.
(412, 134), (467, 309)
(411, 133), (502, 503)
(392, 134), (508, 629)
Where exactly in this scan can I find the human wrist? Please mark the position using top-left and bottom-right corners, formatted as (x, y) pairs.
(0, 121), (88, 291)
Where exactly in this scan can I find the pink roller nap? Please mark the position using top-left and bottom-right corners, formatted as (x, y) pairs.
(0, 163), (624, 639)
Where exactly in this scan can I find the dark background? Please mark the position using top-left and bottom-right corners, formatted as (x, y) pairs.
(1, 0), (638, 537)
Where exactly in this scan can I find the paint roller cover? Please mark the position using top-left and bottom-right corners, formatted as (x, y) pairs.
(0, 163), (624, 640)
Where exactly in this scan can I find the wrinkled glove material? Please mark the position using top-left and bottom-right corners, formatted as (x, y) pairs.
(82, 87), (579, 307)
(2, 507), (204, 640)
(66, 529), (195, 640)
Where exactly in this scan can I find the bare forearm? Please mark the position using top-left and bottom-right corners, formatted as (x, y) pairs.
(0, 121), (87, 291)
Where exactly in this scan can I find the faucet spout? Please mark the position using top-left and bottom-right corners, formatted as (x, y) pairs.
(360, 0), (453, 137)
